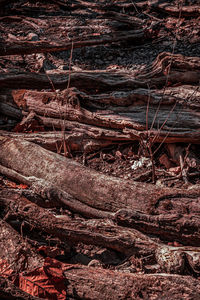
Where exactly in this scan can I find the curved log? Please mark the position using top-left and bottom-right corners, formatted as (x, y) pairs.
(0, 190), (157, 256)
(0, 137), (199, 214)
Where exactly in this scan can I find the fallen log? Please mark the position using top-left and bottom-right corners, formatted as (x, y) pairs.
(2, 189), (200, 274)
(62, 266), (200, 299)
(0, 129), (120, 153)
(1, 220), (199, 300)
(1, 85), (200, 144)
(114, 209), (200, 246)
(0, 70), (144, 91)
(0, 29), (146, 56)
(138, 52), (200, 79)
(1, 52), (200, 91)
(0, 165), (113, 218)
(0, 137), (199, 215)
(0, 189), (158, 256)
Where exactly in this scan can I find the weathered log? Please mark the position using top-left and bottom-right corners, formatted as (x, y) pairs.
(0, 70), (144, 91)
(0, 69), (199, 93)
(0, 137), (200, 215)
(2, 189), (200, 274)
(62, 266), (200, 299)
(138, 52), (200, 79)
(0, 189), (158, 256)
(1, 86), (200, 144)
(1, 51), (200, 91)
(0, 164), (113, 218)
(114, 209), (200, 246)
(0, 129), (119, 153)
(0, 70), (140, 91)
(1, 221), (200, 300)
(0, 29), (146, 56)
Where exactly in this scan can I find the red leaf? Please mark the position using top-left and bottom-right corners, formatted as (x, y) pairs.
(19, 258), (66, 300)
(0, 258), (14, 277)
(17, 184), (28, 189)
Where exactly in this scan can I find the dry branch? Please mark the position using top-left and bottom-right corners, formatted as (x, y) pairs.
(150, 2), (200, 17)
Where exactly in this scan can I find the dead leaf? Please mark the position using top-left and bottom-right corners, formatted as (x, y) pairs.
(19, 258), (66, 300)
(0, 258), (14, 277)
(18, 184), (28, 189)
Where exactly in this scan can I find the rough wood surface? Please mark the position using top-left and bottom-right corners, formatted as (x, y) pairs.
(62, 267), (200, 300)
(1, 137), (199, 214)
(0, 189), (158, 256)
(0, 30), (147, 56)
(1, 1), (200, 298)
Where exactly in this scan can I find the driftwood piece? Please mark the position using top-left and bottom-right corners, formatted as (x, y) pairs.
(0, 137), (200, 215)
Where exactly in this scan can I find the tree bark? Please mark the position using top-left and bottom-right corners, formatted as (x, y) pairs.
(0, 30), (147, 56)
(0, 189), (158, 256)
(62, 266), (200, 299)
(0, 137), (200, 214)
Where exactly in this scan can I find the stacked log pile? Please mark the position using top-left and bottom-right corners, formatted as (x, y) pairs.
(0, 0), (200, 299)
